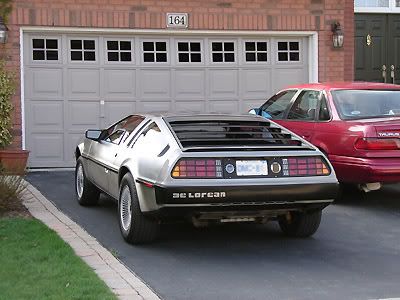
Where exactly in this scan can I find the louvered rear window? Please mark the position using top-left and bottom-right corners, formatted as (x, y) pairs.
(165, 117), (312, 151)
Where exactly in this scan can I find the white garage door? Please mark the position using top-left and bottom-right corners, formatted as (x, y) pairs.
(23, 32), (310, 168)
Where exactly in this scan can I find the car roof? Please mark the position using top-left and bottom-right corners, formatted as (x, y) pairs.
(139, 113), (267, 122)
(283, 82), (400, 91)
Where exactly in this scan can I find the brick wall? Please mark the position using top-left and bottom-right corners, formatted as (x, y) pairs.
(2, 0), (354, 149)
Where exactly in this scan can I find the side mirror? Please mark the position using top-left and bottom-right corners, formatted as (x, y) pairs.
(248, 108), (261, 115)
(85, 129), (103, 141)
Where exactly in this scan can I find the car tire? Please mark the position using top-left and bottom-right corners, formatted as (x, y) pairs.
(75, 157), (100, 206)
(118, 173), (159, 244)
(278, 210), (322, 238)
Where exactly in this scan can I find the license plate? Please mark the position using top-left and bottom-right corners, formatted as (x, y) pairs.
(236, 160), (268, 176)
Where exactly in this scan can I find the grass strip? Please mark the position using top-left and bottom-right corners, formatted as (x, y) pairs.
(0, 218), (117, 300)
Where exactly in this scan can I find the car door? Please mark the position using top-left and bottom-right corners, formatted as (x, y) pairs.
(87, 129), (126, 193)
(107, 117), (149, 199)
(278, 90), (321, 142)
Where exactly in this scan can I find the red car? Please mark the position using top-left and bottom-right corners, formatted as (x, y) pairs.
(250, 82), (400, 192)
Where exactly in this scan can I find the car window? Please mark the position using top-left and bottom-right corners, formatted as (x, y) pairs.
(318, 94), (331, 121)
(287, 90), (320, 120)
(132, 122), (169, 155)
(102, 115), (145, 142)
(260, 90), (297, 119)
(332, 90), (400, 120)
(105, 129), (126, 145)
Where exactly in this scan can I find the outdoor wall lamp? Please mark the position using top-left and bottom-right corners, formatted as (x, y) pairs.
(331, 21), (344, 48)
(0, 16), (9, 44)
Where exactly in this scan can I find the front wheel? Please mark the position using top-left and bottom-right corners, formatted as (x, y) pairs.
(279, 210), (322, 238)
(75, 157), (100, 206)
(118, 173), (159, 244)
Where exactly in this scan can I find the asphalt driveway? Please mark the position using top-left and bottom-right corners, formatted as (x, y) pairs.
(27, 171), (400, 300)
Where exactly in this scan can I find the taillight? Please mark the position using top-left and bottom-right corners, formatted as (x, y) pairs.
(282, 157), (330, 176)
(354, 138), (400, 150)
(172, 159), (223, 178)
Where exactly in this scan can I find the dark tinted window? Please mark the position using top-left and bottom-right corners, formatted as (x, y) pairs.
(260, 90), (297, 119)
(103, 115), (145, 143)
(287, 90), (320, 120)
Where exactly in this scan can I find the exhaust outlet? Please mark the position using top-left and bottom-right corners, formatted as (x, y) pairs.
(359, 182), (381, 193)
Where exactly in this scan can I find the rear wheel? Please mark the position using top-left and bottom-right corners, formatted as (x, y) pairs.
(279, 210), (322, 238)
(75, 157), (100, 206)
(118, 173), (159, 244)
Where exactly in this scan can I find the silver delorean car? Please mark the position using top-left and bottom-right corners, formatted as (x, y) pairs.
(75, 114), (338, 244)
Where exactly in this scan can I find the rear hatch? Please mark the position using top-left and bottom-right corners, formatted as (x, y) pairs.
(163, 115), (333, 180)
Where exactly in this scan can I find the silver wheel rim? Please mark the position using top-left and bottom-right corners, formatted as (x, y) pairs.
(120, 185), (132, 231)
(76, 164), (84, 198)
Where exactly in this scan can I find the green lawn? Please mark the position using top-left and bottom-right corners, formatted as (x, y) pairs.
(0, 218), (117, 300)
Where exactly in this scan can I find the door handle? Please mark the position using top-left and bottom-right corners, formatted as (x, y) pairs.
(382, 65), (387, 83)
(390, 65), (395, 84)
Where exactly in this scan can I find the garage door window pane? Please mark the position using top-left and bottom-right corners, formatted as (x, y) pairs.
(245, 41), (268, 62)
(33, 50), (45, 60)
(46, 50), (58, 60)
(108, 52), (119, 61)
(71, 51), (83, 61)
(46, 39), (58, 49)
(143, 42), (154, 51)
(32, 38), (59, 61)
(178, 42), (189, 52)
(84, 40), (95, 50)
(191, 53), (201, 62)
(278, 42), (288, 51)
(212, 53), (223, 62)
(179, 53), (189, 62)
(156, 42), (166, 51)
(120, 52), (132, 62)
(156, 53), (167, 62)
(277, 41), (300, 62)
(143, 41), (168, 63)
(246, 42), (256, 51)
(84, 51), (95, 61)
(120, 41), (131, 51)
(143, 53), (154, 62)
(278, 52), (288, 61)
(224, 53), (234, 62)
(211, 42), (235, 63)
(106, 40), (133, 62)
(107, 41), (118, 51)
(33, 39), (45, 49)
(177, 42), (202, 63)
(71, 40), (82, 49)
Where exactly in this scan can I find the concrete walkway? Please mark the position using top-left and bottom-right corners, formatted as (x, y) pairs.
(22, 181), (161, 300)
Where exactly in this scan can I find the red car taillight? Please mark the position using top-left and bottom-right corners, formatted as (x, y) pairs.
(283, 157), (330, 176)
(172, 159), (223, 178)
(354, 138), (400, 150)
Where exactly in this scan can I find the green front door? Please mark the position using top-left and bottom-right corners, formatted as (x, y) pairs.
(355, 14), (399, 84)
(388, 15), (400, 84)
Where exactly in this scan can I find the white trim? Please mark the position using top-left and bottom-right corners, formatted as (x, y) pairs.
(21, 26), (318, 37)
(355, 7), (400, 13)
(310, 33), (319, 83)
(20, 28), (26, 150)
(355, 0), (400, 13)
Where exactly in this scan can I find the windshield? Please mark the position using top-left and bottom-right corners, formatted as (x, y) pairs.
(332, 90), (400, 120)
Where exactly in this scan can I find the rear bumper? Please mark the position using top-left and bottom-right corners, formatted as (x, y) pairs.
(330, 155), (400, 183)
(154, 182), (338, 205)
(143, 182), (337, 218)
